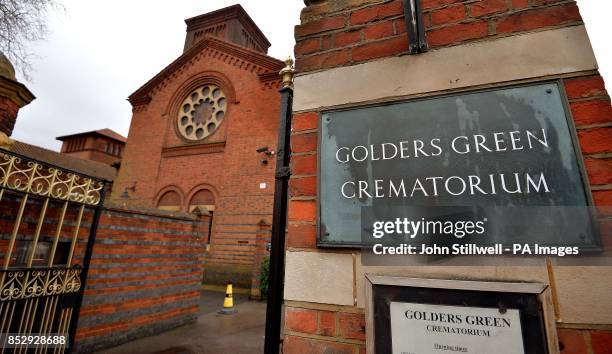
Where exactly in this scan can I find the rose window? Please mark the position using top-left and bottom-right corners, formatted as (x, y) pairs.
(177, 85), (227, 141)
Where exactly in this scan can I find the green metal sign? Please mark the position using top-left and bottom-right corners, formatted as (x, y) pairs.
(319, 82), (597, 247)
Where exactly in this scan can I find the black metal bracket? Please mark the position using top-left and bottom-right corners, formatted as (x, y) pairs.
(402, 0), (428, 54)
(275, 166), (292, 180)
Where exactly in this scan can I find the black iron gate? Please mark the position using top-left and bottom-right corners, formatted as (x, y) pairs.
(0, 147), (106, 353)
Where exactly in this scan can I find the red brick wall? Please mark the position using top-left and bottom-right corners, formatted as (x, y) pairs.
(0, 192), (203, 353)
(284, 307), (367, 354)
(557, 329), (612, 354)
(111, 42), (283, 288)
(287, 112), (318, 249)
(75, 206), (203, 352)
(295, 0), (583, 72)
(564, 75), (612, 234)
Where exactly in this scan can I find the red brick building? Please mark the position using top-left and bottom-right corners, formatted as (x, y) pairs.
(111, 5), (284, 291)
(57, 128), (126, 166)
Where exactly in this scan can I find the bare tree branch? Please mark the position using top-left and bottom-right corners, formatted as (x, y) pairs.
(0, 0), (64, 80)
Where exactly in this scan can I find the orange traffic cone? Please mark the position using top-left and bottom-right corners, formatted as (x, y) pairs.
(219, 282), (236, 314)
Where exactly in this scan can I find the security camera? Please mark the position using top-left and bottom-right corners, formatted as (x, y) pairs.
(256, 146), (269, 153)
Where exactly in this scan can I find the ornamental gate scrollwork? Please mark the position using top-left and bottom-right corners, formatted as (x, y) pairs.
(0, 148), (106, 353)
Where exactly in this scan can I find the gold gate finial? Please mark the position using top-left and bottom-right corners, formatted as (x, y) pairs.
(279, 57), (294, 89)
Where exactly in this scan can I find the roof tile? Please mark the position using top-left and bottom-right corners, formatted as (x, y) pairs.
(9, 140), (117, 181)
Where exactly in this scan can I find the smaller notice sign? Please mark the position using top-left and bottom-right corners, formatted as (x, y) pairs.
(390, 302), (524, 354)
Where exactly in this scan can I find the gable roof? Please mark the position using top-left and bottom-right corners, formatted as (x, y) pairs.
(128, 36), (284, 105)
(56, 128), (127, 143)
(10, 140), (118, 181)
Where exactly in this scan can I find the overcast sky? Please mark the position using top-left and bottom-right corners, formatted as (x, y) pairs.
(11, 0), (612, 151)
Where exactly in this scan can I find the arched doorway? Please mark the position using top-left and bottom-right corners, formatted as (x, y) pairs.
(188, 188), (216, 244)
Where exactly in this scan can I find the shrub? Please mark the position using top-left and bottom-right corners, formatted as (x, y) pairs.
(259, 256), (270, 299)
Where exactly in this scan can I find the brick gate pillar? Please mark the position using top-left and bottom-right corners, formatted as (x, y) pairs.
(284, 0), (612, 352)
(0, 52), (35, 148)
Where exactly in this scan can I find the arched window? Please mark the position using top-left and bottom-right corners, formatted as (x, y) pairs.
(188, 189), (215, 211)
(157, 190), (182, 211)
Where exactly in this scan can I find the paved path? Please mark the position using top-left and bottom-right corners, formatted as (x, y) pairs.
(97, 291), (266, 354)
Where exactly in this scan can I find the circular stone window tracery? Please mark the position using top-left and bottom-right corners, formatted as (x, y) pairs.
(177, 84), (227, 141)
